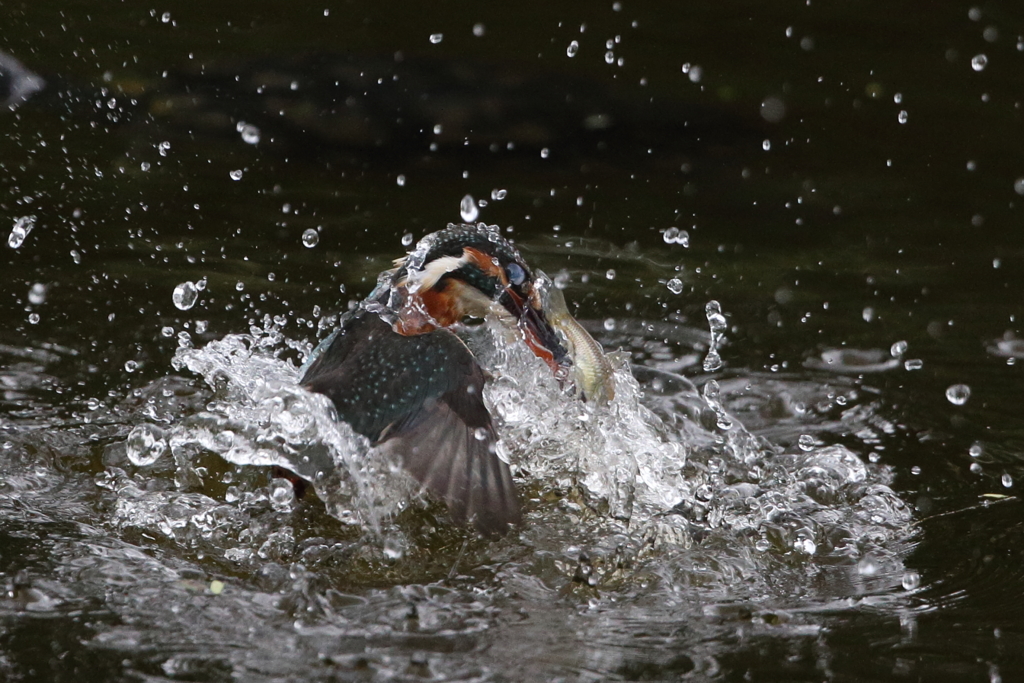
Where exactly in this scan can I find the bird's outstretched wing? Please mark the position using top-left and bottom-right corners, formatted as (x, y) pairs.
(301, 311), (521, 534)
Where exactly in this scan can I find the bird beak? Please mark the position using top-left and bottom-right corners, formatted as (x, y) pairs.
(498, 284), (572, 378)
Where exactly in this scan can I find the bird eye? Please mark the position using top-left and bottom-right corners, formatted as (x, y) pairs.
(505, 263), (527, 286)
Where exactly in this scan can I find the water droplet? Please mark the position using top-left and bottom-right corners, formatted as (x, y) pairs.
(897, 110), (909, 124)
(971, 53), (988, 71)
(605, 269), (616, 280)
(890, 340), (908, 357)
(161, 12), (171, 23)
(401, 232), (414, 247)
(173, 281), (198, 310)
(396, 174), (406, 186)
(126, 424), (167, 466)
(893, 92), (903, 104)
(970, 462), (983, 474)
(8, 215), (35, 249)
(762, 139), (771, 151)
(862, 306), (875, 322)
(540, 147), (550, 159)
(946, 383), (971, 406)
(140, 161), (151, 172)
(161, 326), (175, 337)
(798, 434), (816, 452)
(195, 320), (208, 334)
(229, 169), (243, 181)
(27, 283), (47, 305)
(902, 570), (921, 590)
(1002, 473), (1014, 488)
(969, 443), (983, 458)
(301, 229), (319, 248)
(474, 427), (488, 441)
(603, 318), (616, 331)
(664, 278), (682, 295)
(236, 122), (260, 144)
(703, 300), (727, 371)
(429, 33), (443, 44)
(460, 194), (479, 222)
(472, 23), (485, 37)
(663, 225), (688, 246)
(27, 312), (40, 325)
(269, 479), (295, 510)
(904, 358), (923, 370)
(1013, 178), (1024, 195)
(124, 360), (138, 373)
(604, 50), (615, 64)
(491, 188), (507, 201)
(567, 40), (579, 57)
(383, 535), (406, 560)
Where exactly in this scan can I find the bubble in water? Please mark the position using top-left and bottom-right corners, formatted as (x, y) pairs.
(460, 194), (479, 222)
(971, 53), (988, 71)
(946, 383), (971, 405)
(236, 122), (260, 144)
(901, 570), (921, 590)
(126, 424), (168, 466)
(890, 340), (908, 357)
(798, 434), (816, 452)
(429, 33), (443, 44)
(1002, 473), (1014, 488)
(8, 215), (35, 249)
(401, 232), (414, 247)
(229, 169), (243, 181)
(173, 281), (198, 310)
(666, 278), (684, 294)
(301, 229), (319, 248)
(567, 40), (579, 57)
(27, 283), (47, 305)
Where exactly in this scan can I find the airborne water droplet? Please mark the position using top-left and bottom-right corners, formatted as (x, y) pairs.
(401, 232), (414, 247)
(126, 424), (167, 466)
(7, 215), (34, 249)
(301, 229), (319, 248)
(946, 383), (971, 405)
(567, 40), (579, 57)
(173, 281), (198, 310)
(971, 53), (988, 71)
(429, 33), (443, 44)
(666, 278), (684, 294)
(229, 169), (243, 181)
(460, 194), (479, 222)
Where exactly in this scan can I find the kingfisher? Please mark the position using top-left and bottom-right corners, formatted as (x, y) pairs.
(300, 223), (613, 535)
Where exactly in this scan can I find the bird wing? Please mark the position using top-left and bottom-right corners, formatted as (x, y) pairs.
(301, 311), (521, 534)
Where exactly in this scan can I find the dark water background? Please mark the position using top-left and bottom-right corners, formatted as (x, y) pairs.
(3, 1), (1024, 681)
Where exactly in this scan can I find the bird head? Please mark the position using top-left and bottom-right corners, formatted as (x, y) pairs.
(382, 223), (571, 376)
